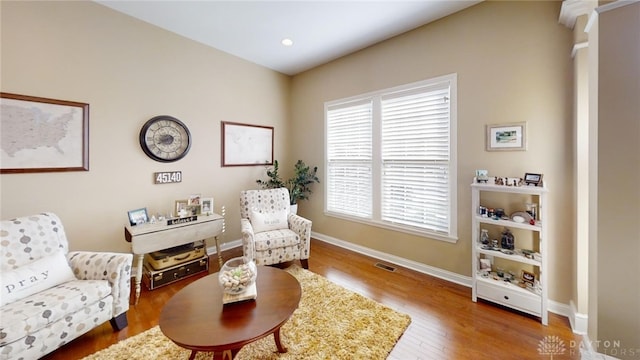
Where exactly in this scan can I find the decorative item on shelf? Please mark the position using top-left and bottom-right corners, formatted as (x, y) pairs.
(475, 170), (489, 183)
(479, 258), (492, 271)
(521, 249), (535, 259)
(219, 256), (257, 295)
(525, 202), (537, 220)
(521, 270), (536, 285)
(504, 177), (521, 187)
(494, 176), (504, 185)
(478, 206), (487, 217)
(524, 173), (543, 186)
(501, 228), (515, 250)
(511, 211), (532, 224)
(480, 229), (490, 245)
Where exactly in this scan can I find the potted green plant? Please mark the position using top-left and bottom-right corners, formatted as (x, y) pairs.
(256, 160), (320, 212)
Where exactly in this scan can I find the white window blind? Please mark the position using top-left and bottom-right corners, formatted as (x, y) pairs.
(381, 85), (451, 234)
(326, 101), (373, 217)
(325, 74), (457, 241)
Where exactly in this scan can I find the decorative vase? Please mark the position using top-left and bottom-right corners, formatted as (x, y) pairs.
(480, 229), (490, 245)
(290, 204), (298, 215)
(218, 256), (257, 294)
(501, 228), (515, 250)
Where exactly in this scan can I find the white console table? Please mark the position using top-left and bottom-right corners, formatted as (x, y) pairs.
(124, 214), (224, 304)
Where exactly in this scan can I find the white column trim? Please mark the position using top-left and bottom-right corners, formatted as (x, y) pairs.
(559, 0), (597, 29)
(572, 41), (589, 58)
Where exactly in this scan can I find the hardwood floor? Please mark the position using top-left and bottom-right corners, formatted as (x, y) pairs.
(42, 239), (582, 359)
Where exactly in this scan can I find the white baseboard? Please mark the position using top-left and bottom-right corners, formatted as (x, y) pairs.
(569, 300), (589, 334)
(311, 231), (472, 287)
(206, 238), (242, 256)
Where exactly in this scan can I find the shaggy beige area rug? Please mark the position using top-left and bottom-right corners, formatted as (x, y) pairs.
(83, 266), (410, 360)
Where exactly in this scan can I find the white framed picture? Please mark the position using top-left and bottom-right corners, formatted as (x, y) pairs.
(486, 122), (526, 151)
(201, 197), (214, 215)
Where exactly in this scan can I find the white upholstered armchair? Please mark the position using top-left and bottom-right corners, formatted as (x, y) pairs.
(240, 188), (311, 269)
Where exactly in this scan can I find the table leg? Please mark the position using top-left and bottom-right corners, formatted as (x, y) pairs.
(214, 236), (224, 268)
(208, 349), (238, 360)
(274, 328), (288, 353)
(134, 254), (143, 304)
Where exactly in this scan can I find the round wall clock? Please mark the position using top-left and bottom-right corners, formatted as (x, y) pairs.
(139, 115), (192, 163)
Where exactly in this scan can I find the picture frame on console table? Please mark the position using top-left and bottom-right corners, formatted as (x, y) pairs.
(0, 92), (89, 174)
(174, 200), (188, 217)
(128, 208), (149, 226)
(201, 198), (214, 215)
(486, 122), (526, 151)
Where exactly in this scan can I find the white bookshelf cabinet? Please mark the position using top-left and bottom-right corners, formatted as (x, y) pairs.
(471, 179), (548, 325)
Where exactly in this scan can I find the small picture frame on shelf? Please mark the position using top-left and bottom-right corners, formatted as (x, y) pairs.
(524, 173), (543, 186)
(479, 258), (492, 271)
(188, 194), (201, 206)
(521, 270), (536, 285)
(174, 199), (188, 217)
(475, 169), (489, 183)
(127, 208), (149, 226)
(201, 197), (214, 215)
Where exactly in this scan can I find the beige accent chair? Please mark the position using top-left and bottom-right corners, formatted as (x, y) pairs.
(0, 213), (132, 359)
(240, 188), (311, 268)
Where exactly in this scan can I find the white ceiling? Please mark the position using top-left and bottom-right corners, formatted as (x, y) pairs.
(95, 1), (482, 76)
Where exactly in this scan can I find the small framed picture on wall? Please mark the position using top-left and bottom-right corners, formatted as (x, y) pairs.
(486, 122), (526, 151)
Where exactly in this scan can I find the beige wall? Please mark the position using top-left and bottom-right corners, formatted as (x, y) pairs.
(291, 1), (575, 304)
(595, 2), (640, 356)
(2, 1), (579, 307)
(0, 1), (292, 252)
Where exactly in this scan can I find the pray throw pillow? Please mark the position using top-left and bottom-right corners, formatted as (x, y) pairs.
(1, 251), (77, 306)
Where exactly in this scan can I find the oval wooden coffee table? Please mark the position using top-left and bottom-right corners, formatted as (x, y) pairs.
(159, 266), (301, 360)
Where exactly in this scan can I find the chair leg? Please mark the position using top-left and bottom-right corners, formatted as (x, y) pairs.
(110, 312), (128, 331)
(300, 259), (309, 269)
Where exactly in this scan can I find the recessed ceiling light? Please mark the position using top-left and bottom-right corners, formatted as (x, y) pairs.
(281, 38), (294, 47)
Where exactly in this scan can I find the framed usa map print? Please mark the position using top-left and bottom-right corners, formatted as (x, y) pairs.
(0, 92), (89, 173)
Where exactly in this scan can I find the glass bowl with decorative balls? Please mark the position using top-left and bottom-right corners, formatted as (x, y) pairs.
(218, 256), (257, 294)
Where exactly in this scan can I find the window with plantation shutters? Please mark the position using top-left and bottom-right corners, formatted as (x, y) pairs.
(325, 74), (457, 242)
(381, 83), (451, 234)
(326, 100), (373, 218)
